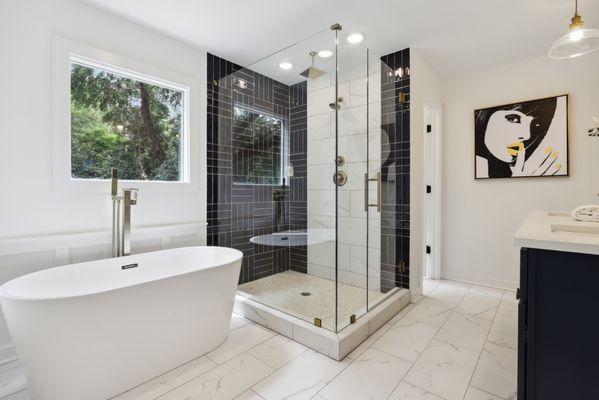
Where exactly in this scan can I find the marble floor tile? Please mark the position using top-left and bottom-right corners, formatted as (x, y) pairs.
(471, 343), (517, 400)
(464, 386), (504, 400)
(388, 381), (444, 400)
(502, 291), (517, 302)
(207, 323), (275, 364)
(436, 312), (492, 352)
(252, 350), (348, 400)
(487, 314), (517, 349)
(404, 298), (455, 327)
(319, 348), (411, 400)
(456, 293), (500, 320)
(497, 299), (517, 318)
(347, 304), (414, 360)
(113, 356), (217, 400)
(404, 339), (479, 400)
(422, 279), (441, 295)
(428, 282), (470, 304)
(346, 319), (394, 360)
(231, 314), (252, 330)
(468, 286), (504, 300)
(234, 389), (265, 400)
(377, 303), (417, 332)
(372, 318), (438, 362)
(159, 353), (273, 400)
(344, 304), (417, 361)
(248, 335), (307, 369)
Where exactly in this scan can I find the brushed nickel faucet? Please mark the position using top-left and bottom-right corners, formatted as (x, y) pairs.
(110, 168), (139, 257)
(121, 187), (138, 256)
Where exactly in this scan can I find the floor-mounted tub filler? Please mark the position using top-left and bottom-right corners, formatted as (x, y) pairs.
(0, 246), (243, 400)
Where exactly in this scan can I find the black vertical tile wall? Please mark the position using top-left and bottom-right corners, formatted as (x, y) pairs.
(288, 81), (308, 273)
(380, 48), (410, 292)
(207, 53), (307, 284)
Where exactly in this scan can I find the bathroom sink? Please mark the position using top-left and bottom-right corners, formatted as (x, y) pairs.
(550, 224), (599, 236)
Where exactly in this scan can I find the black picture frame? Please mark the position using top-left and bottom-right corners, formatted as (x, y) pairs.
(474, 94), (569, 180)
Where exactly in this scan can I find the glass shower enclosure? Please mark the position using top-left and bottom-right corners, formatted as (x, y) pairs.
(208, 24), (400, 334)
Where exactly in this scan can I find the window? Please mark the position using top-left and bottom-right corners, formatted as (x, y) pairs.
(232, 104), (289, 185)
(69, 56), (188, 182)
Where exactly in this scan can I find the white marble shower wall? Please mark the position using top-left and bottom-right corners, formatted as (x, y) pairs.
(306, 67), (381, 292)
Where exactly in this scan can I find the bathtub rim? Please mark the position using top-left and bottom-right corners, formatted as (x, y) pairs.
(0, 246), (243, 302)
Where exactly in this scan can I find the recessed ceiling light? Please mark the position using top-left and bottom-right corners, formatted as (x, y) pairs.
(318, 50), (333, 58)
(347, 33), (364, 44)
(279, 62), (293, 70)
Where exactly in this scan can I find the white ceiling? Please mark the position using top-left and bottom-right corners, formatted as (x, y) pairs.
(79, 0), (599, 78)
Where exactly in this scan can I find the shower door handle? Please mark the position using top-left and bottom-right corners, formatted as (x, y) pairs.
(364, 173), (381, 212)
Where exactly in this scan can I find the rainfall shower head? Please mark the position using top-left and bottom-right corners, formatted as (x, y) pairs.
(300, 51), (327, 80)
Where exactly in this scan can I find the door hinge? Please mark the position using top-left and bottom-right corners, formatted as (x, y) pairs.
(426, 185), (432, 194)
(426, 245), (431, 254)
(426, 124), (432, 133)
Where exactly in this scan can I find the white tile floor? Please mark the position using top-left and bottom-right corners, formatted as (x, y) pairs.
(0, 279), (518, 400)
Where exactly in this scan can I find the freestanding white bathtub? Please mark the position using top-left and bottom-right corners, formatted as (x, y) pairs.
(0, 246), (243, 400)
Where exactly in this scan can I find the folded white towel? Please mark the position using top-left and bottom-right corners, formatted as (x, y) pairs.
(572, 205), (599, 222)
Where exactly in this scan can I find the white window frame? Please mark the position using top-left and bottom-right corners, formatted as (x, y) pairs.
(52, 36), (202, 195)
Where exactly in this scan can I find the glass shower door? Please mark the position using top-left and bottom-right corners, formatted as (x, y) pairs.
(334, 31), (382, 331)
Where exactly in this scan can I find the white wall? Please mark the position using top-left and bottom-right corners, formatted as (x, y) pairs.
(442, 51), (599, 289)
(0, 0), (207, 239)
(0, 0), (207, 356)
(409, 49), (443, 297)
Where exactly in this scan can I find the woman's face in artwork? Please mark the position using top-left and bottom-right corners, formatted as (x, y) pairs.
(484, 110), (533, 163)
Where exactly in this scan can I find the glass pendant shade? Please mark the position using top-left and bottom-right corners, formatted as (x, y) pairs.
(549, 27), (599, 59)
(549, 0), (599, 59)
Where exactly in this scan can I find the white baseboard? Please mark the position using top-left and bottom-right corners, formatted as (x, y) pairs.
(441, 270), (517, 291)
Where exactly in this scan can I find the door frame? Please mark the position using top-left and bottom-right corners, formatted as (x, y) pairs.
(423, 100), (442, 280)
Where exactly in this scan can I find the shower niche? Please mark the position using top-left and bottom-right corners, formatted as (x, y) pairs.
(207, 25), (411, 359)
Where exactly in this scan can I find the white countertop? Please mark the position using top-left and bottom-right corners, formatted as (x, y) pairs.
(514, 211), (599, 255)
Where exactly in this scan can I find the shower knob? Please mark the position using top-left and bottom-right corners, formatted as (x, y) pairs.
(333, 171), (348, 186)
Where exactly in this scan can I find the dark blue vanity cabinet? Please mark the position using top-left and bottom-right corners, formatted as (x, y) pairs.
(518, 247), (599, 400)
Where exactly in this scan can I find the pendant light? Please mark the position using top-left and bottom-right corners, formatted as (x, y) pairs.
(549, 0), (599, 59)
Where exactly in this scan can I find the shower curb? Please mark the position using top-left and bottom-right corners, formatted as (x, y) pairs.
(234, 288), (411, 361)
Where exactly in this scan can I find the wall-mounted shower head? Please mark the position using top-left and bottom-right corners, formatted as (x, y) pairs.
(300, 51), (327, 80)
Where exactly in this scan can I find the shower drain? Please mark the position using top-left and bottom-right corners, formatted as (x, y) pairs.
(300, 291), (311, 297)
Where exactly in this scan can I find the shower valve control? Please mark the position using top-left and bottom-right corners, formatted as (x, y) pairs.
(333, 171), (348, 186)
(335, 155), (346, 166)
